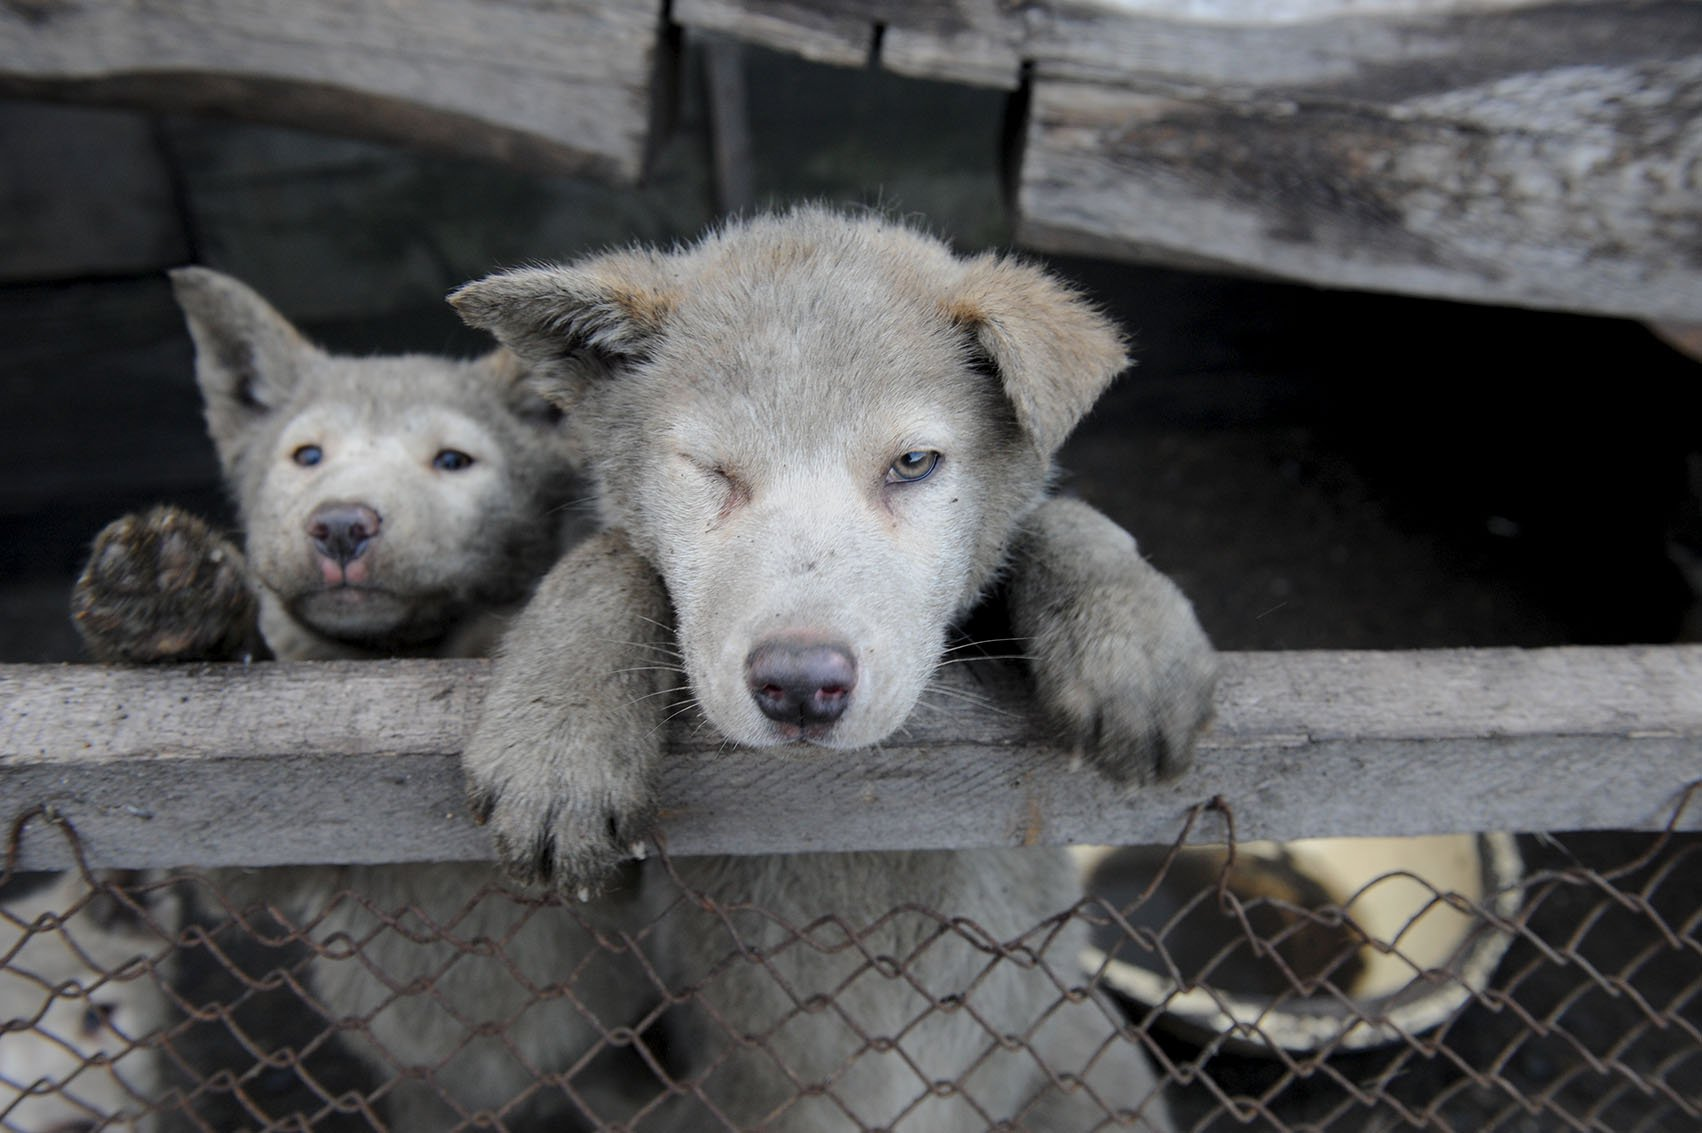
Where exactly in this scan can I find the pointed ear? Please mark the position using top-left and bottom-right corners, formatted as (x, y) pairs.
(169, 267), (320, 470)
(945, 255), (1129, 457)
(448, 250), (677, 411)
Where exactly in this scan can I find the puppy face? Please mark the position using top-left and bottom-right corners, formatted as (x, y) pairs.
(0, 874), (170, 1129)
(171, 268), (577, 649)
(453, 210), (1127, 749)
(239, 359), (545, 645)
(601, 272), (1032, 748)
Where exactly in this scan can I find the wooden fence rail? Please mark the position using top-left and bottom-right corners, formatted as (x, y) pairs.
(3, 647), (1699, 871)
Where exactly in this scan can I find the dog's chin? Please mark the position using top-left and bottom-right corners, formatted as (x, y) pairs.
(291, 587), (416, 639)
(699, 694), (920, 752)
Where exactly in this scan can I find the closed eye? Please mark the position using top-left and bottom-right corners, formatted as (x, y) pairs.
(678, 453), (751, 515)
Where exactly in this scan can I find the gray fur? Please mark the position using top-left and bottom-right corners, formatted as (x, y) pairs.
(452, 209), (1215, 1131)
(72, 268), (646, 1130)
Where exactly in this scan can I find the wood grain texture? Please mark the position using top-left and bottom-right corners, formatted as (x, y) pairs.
(675, 0), (875, 68)
(0, 0), (664, 181)
(675, 0), (1026, 86)
(1016, 2), (1702, 320)
(671, 0), (1702, 320)
(4, 648), (1699, 870)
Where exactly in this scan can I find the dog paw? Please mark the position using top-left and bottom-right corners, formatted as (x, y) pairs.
(464, 715), (659, 894)
(462, 531), (673, 893)
(71, 507), (259, 664)
(1011, 498), (1217, 786)
(1032, 607), (1217, 786)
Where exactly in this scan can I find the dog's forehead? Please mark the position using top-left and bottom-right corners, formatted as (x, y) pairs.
(292, 355), (518, 423)
(620, 226), (997, 459)
(650, 310), (973, 452)
(684, 232), (952, 323)
(656, 253), (966, 386)
(274, 365), (506, 450)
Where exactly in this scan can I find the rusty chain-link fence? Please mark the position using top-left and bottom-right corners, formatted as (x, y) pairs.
(4, 790), (1698, 1133)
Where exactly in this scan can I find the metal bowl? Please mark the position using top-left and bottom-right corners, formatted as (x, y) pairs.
(1074, 833), (1523, 1054)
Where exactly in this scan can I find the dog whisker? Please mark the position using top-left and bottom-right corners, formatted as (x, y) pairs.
(644, 697), (706, 741)
(609, 663), (689, 677)
(932, 652), (1035, 669)
(595, 635), (685, 659)
(917, 683), (999, 708)
(939, 634), (1034, 655)
(660, 699), (703, 723)
(547, 495), (601, 518)
(628, 683), (695, 705)
(914, 685), (1020, 719)
(630, 612), (677, 637)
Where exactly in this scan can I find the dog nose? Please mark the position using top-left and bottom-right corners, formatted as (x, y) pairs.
(307, 503), (381, 564)
(746, 639), (857, 726)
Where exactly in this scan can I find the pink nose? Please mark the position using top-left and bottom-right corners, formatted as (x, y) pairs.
(308, 503), (381, 565)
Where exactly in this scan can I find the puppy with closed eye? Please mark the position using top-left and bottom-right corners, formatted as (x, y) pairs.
(453, 208), (1215, 1131)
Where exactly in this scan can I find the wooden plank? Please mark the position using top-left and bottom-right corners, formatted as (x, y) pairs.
(675, 0), (1024, 87)
(879, 25), (1022, 90)
(674, 0), (874, 68)
(3, 649), (1699, 871)
(1016, 2), (1702, 321)
(665, 0), (1702, 319)
(0, 0), (665, 181)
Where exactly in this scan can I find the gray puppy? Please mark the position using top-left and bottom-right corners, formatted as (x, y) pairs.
(451, 209), (1215, 1131)
(73, 269), (647, 1130)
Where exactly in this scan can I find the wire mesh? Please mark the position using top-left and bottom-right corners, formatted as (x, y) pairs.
(3, 790), (1697, 1132)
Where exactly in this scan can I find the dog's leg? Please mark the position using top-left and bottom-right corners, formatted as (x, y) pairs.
(71, 505), (261, 664)
(464, 530), (673, 893)
(1007, 496), (1217, 786)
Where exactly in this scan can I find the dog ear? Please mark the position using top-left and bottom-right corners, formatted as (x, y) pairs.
(169, 267), (320, 473)
(474, 347), (570, 430)
(946, 255), (1129, 457)
(448, 251), (677, 411)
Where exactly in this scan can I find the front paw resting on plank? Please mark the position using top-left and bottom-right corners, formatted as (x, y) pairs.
(463, 531), (675, 894)
(1008, 496), (1217, 786)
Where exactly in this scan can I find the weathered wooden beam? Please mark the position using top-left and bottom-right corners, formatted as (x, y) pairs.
(674, 0), (876, 69)
(0, 0), (666, 182)
(673, 0), (1702, 321)
(1015, 1), (1702, 321)
(3, 648), (1698, 871)
(673, 0), (1025, 87)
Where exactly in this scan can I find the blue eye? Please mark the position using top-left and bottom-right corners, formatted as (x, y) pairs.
(292, 445), (323, 467)
(433, 449), (475, 472)
(887, 450), (941, 484)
